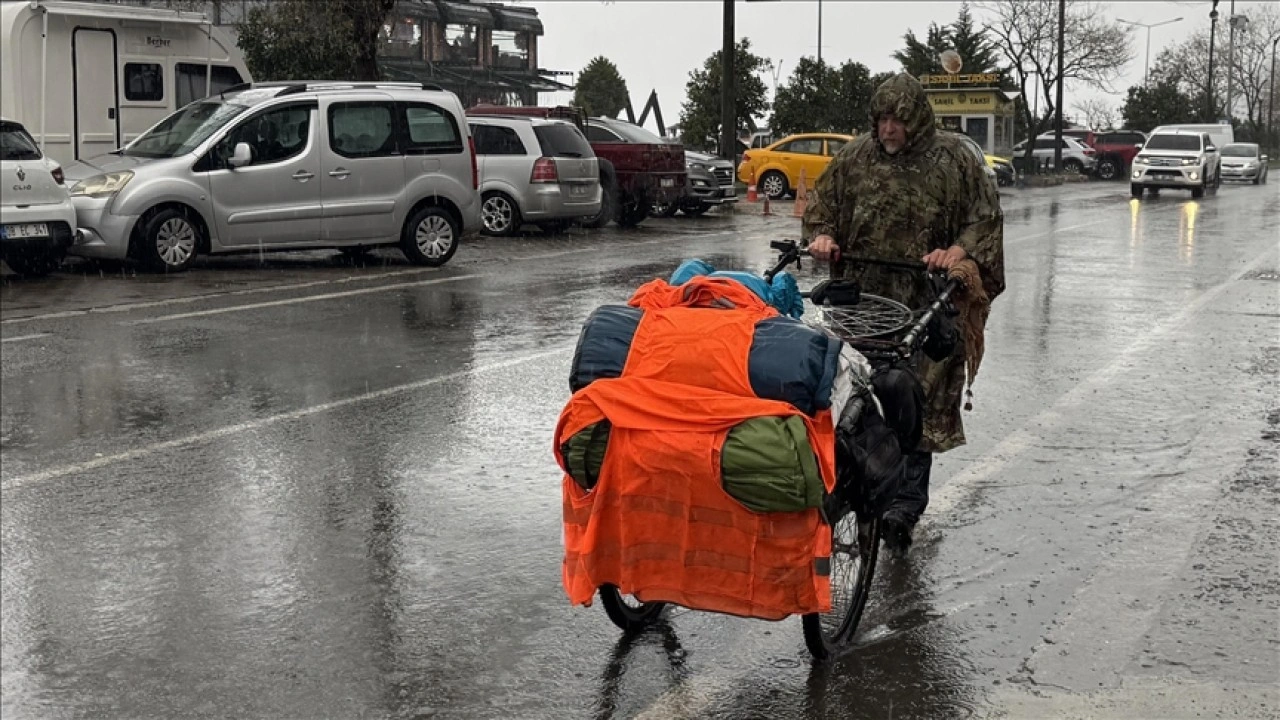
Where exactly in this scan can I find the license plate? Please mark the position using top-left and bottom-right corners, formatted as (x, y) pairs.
(570, 184), (589, 197)
(660, 178), (675, 188)
(1, 223), (49, 239)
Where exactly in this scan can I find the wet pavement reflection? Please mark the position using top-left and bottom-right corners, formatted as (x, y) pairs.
(3, 182), (1278, 719)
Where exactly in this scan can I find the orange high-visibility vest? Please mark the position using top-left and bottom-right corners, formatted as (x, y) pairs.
(555, 276), (836, 621)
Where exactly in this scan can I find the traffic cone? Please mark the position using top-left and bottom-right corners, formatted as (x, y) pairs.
(747, 177), (758, 203)
(792, 169), (808, 218)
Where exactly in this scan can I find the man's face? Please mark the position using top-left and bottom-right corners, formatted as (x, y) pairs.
(878, 114), (908, 155)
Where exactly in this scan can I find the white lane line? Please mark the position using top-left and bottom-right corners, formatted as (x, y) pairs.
(633, 239), (1278, 720)
(925, 239), (1277, 519)
(0, 333), (51, 344)
(0, 346), (572, 492)
(124, 273), (481, 325)
(0, 266), (449, 325)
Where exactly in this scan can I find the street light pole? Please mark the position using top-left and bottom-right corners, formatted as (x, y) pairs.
(1053, 0), (1065, 172)
(1269, 35), (1279, 158)
(817, 0), (823, 66)
(1116, 16), (1183, 85)
(1208, 1), (1220, 121)
(720, 0), (735, 161)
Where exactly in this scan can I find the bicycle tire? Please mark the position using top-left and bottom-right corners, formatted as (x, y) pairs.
(600, 584), (667, 633)
(809, 295), (914, 341)
(802, 513), (880, 660)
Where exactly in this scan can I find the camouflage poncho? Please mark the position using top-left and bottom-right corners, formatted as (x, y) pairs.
(802, 73), (1005, 453)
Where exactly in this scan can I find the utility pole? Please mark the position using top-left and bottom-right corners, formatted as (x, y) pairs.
(1053, 0), (1065, 172)
(1269, 35), (1279, 158)
(817, 0), (823, 65)
(720, 0), (735, 161)
(1208, 1), (1220, 121)
(1226, 4), (1248, 124)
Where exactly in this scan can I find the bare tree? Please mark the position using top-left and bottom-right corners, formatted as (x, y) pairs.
(1229, 6), (1280, 131)
(979, 0), (1133, 170)
(1074, 98), (1119, 130)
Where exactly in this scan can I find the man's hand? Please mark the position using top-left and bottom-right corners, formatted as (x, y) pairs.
(922, 245), (967, 271)
(808, 234), (840, 261)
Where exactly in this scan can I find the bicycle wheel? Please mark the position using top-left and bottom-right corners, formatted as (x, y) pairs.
(810, 295), (914, 341)
(802, 511), (880, 660)
(600, 584), (667, 633)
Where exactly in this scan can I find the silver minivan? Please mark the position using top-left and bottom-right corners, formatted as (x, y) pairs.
(64, 82), (481, 271)
(468, 116), (600, 235)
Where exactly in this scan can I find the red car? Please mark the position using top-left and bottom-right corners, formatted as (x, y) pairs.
(1089, 130), (1149, 181)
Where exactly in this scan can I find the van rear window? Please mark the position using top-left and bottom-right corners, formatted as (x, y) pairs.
(533, 124), (592, 158)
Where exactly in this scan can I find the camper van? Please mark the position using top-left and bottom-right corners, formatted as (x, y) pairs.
(0, 0), (251, 168)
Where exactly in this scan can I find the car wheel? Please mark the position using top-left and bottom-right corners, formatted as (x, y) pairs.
(400, 206), (459, 267)
(615, 192), (649, 227)
(1131, 184), (1144, 198)
(680, 202), (711, 217)
(137, 208), (199, 272)
(759, 170), (789, 200)
(1063, 158), (1084, 174)
(480, 191), (522, 237)
(579, 160), (616, 229)
(2, 249), (64, 277)
(1096, 157), (1120, 181)
(650, 197), (679, 218)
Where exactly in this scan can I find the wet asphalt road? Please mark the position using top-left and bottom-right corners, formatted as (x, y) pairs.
(2, 180), (1277, 720)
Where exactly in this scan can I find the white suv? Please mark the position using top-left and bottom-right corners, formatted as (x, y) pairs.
(1, 118), (75, 277)
(1013, 135), (1097, 174)
(64, 82), (480, 272)
(1130, 131), (1221, 199)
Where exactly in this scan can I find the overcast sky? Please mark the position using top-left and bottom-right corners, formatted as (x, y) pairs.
(517, 0), (1269, 129)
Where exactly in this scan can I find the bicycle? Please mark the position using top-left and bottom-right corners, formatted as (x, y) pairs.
(597, 238), (960, 660)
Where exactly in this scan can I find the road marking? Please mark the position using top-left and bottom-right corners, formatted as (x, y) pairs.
(0, 346), (572, 492)
(124, 273), (481, 324)
(0, 333), (51, 344)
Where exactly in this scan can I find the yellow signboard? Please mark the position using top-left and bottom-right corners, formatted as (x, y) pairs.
(926, 90), (1010, 115)
(920, 73), (1001, 86)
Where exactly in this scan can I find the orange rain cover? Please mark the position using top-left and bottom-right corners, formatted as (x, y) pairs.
(554, 276), (836, 620)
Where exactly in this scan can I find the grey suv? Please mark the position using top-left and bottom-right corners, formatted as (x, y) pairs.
(468, 116), (600, 235)
(65, 82), (481, 271)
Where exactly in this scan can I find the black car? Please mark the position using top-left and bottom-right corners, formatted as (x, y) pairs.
(653, 150), (738, 217)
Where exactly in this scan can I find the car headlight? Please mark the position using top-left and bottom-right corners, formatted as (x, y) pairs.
(1180, 158), (1198, 166)
(1135, 155), (1149, 163)
(1243, 162), (1257, 169)
(70, 171), (134, 198)
(688, 162), (707, 171)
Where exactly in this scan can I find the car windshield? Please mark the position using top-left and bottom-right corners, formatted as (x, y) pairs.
(0, 122), (42, 161)
(1143, 134), (1201, 151)
(599, 121), (665, 144)
(122, 101), (250, 158)
(1221, 144), (1256, 157)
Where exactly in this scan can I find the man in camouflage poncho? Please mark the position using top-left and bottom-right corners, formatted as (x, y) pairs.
(802, 72), (1005, 554)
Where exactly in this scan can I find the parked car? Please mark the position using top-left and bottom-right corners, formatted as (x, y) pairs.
(1013, 136), (1097, 174)
(468, 105), (686, 229)
(467, 116), (600, 235)
(951, 133), (1000, 189)
(1218, 142), (1268, 184)
(1088, 130), (1147, 180)
(988, 154), (1016, 186)
(737, 133), (855, 199)
(1, 117), (75, 277)
(652, 150), (737, 217)
(64, 81), (480, 272)
(1129, 130), (1222, 199)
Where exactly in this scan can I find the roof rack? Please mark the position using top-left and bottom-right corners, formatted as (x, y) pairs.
(220, 81), (447, 97)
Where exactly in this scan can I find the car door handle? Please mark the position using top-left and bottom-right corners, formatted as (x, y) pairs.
(328, 168), (350, 179)
(292, 171), (315, 181)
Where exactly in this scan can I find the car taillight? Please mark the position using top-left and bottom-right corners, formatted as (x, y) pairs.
(1082, 148), (1096, 155)
(51, 166), (64, 185)
(469, 136), (478, 190)
(531, 157), (558, 183)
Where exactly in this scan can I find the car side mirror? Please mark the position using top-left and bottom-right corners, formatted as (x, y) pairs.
(1135, 143), (1144, 149)
(1205, 145), (1217, 153)
(228, 142), (252, 169)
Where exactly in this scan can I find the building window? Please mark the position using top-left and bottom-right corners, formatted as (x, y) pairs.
(124, 63), (164, 102)
(443, 24), (479, 64)
(380, 16), (422, 59)
(175, 63), (244, 107)
(490, 30), (529, 70)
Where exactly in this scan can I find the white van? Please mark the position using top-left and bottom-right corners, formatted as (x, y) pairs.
(0, 0), (251, 168)
(1150, 123), (1235, 152)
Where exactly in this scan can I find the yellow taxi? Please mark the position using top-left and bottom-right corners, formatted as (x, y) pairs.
(737, 133), (855, 199)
